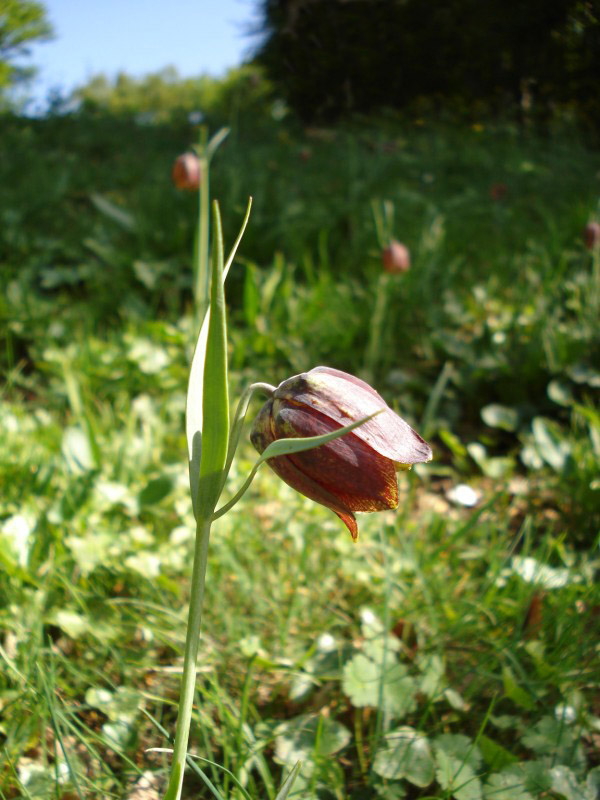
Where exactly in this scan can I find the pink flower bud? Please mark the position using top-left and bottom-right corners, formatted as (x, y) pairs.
(250, 366), (432, 540)
(583, 221), (600, 250)
(172, 152), (201, 191)
(382, 240), (411, 274)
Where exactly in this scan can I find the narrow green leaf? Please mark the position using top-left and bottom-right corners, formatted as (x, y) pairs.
(259, 409), (383, 461)
(373, 727), (434, 786)
(274, 762), (302, 800)
(186, 198), (252, 516)
(90, 192), (136, 231)
(195, 201), (229, 516)
(206, 127), (230, 161)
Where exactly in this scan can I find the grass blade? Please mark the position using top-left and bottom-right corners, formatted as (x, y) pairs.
(274, 762), (302, 800)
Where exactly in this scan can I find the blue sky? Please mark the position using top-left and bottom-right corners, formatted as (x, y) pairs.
(26, 0), (261, 109)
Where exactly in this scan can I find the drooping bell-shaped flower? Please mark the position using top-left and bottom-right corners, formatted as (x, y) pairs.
(583, 220), (600, 251)
(382, 240), (411, 274)
(172, 152), (202, 191)
(250, 366), (432, 540)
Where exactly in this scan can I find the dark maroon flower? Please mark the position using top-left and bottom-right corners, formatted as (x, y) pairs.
(489, 182), (508, 201)
(250, 367), (432, 540)
(583, 221), (600, 251)
(172, 152), (202, 191)
(382, 240), (411, 274)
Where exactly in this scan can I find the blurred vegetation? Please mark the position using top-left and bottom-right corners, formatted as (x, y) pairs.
(71, 64), (274, 125)
(0, 0), (53, 98)
(254, 0), (600, 127)
(1, 62), (599, 799)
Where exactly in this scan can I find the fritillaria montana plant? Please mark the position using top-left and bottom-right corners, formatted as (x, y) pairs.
(163, 135), (431, 799)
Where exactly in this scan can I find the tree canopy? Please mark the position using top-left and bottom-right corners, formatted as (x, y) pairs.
(253, 0), (600, 125)
(0, 0), (53, 91)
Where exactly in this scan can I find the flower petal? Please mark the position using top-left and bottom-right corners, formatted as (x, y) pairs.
(273, 402), (399, 513)
(275, 368), (432, 465)
(251, 397), (361, 539)
(266, 450), (360, 540)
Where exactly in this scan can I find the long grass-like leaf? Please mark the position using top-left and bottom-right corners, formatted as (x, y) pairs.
(274, 762), (302, 800)
(186, 198), (252, 515)
(195, 200), (229, 516)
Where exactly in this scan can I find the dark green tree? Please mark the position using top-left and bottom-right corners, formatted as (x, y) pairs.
(0, 0), (53, 92)
(253, 0), (598, 124)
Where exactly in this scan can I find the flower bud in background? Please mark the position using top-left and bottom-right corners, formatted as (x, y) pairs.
(382, 240), (411, 274)
(172, 152), (202, 191)
(250, 366), (432, 540)
(489, 182), (508, 201)
(583, 220), (600, 250)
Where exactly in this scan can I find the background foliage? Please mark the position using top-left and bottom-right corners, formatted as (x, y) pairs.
(0, 0), (52, 97)
(0, 11), (599, 799)
(254, 0), (600, 126)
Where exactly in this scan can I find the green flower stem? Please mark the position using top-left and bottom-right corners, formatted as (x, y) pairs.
(165, 201), (230, 800)
(363, 272), (391, 383)
(195, 154), (210, 320)
(163, 515), (212, 800)
(221, 381), (275, 488)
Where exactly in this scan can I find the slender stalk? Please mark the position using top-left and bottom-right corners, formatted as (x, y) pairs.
(221, 381), (275, 488)
(197, 155), (210, 319)
(163, 515), (212, 800)
(363, 273), (391, 383)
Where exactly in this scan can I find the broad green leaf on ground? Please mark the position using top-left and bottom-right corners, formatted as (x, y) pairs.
(483, 771), (533, 800)
(434, 734), (483, 771)
(373, 779), (407, 798)
(126, 337), (170, 374)
(467, 442), (514, 478)
(521, 717), (585, 770)
(435, 749), (482, 800)
(85, 686), (141, 725)
(586, 767), (600, 798)
(62, 426), (96, 473)
(373, 726), (434, 786)
(360, 609), (401, 660)
(381, 663), (418, 717)
(478, 734), (518, 771)
(342, 654), (417, 717)
(102, 721), (131, 748)
(481, 404), (519, 431)
(548, 766), (587, 800)
(124, 551), (161, 578)
(501, 666), (536, 710)
(532, 417), (572, 472)
(510, 556), (574, 589)
(418, 652), (446, 698)
(342, 654), (379, 707)
(547, 380), (574, 407)
(137, 475), (173, 506)
(65, 532), (114, 575)
(0, 513), (34, 567)
(502, 761), (553, 795)
(274, 714), (350, 766)
(48, 609), (90, 639)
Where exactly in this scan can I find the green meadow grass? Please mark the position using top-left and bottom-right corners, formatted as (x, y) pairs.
(0, 110), (599, 798)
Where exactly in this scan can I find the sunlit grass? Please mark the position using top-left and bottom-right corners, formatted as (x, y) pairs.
(0, 110), (599, 798)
